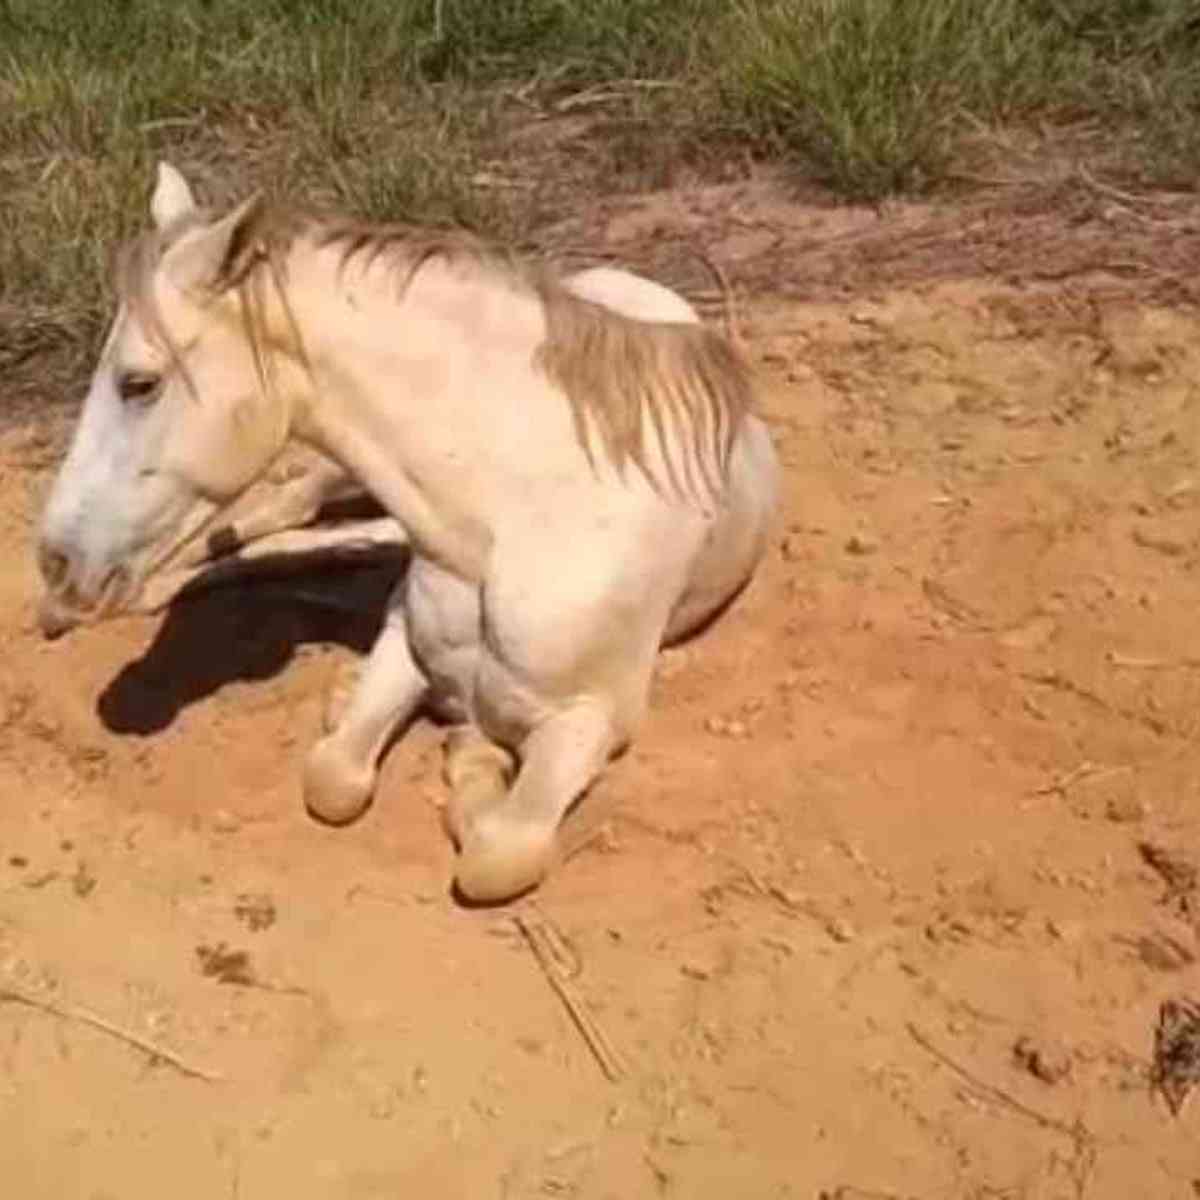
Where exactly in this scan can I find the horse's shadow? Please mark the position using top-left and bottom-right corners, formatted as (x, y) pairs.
(97, 550), (407, 736)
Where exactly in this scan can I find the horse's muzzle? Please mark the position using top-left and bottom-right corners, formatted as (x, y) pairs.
(36, 592), (80, 640)
(35, 537), (134, 636)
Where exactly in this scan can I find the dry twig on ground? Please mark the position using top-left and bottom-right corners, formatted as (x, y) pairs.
(515, 907), (626, 1084)
(0, 985), (223, 1083)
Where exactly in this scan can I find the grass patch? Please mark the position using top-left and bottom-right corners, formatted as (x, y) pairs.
(721, 0), (1071, 196)
(0, 1), (501, 325)
(0, 0), (719, 344)
(2, 0), (1199, 399)
(721, 0), (1200, 197)
(420, 0), (721, 84)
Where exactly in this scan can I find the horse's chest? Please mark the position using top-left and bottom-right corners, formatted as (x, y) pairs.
(402, 557), (555, 745)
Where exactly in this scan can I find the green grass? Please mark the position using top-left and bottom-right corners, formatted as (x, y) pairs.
(722, 0), (1065, 196)
(2, 0), (1199, 390)
(722, 0), (1200, 196)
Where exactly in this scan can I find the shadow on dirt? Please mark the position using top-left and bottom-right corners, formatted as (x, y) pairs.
(95, 528), (749, 740)
(96, 552), (406, 735)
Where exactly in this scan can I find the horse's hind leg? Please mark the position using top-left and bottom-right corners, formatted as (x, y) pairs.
(453, 703), (617, 903)
(303, 583), (428, 825)
(441, 726), (515, 846)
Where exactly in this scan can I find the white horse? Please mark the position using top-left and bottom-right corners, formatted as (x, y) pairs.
(36, 162), (779, 902)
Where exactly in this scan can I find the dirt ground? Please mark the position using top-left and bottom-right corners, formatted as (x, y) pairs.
(3, 175), (1200, 1199)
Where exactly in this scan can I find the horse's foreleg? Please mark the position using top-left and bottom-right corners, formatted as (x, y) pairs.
(453, 704), (617, 903)
(157, 517), (406, 609)
(179, 457), (367, 567)
(37, 515), (408, 640)
(302, 588), (428, 825)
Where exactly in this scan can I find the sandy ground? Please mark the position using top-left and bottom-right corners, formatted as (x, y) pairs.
(2, 179), (1200, 1198)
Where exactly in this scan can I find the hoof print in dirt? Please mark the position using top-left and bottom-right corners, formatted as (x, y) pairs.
(1123, 929), (1196, 972)
(1012, 1033), (1072, 1085)
(195, 942), (258, 988)
(233, 892), (277, 933)
(71, 861), (96, 899)
(1137, 842), (1199, 918)
(1152, 996), (1200, 1117)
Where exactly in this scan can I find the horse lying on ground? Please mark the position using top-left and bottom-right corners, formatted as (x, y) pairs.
(36, 161), (780, 902)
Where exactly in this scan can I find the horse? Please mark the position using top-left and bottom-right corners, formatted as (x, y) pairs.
(34, 223), (743, 634)
(36, 161), (780, 902)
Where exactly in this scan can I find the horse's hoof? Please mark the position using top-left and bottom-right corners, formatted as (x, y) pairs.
(454, 817), (555, 904)
(302, 738), (374, 825)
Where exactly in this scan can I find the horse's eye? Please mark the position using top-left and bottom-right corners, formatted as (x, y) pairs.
(117, 372), (162, 405)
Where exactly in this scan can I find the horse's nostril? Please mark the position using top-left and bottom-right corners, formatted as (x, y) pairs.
(38, 542), (70, 590)
(98, 564), (131, 607)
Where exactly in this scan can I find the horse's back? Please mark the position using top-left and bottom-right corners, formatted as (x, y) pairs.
(565, 266), (700, 326)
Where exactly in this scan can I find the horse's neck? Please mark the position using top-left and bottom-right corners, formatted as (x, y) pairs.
(284, 247), (575, 581)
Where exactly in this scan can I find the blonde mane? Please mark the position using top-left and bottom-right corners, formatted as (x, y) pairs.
(117, 203), (755, 501)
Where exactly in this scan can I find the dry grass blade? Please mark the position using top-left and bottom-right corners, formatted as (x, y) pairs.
(908, 1025), (1098, 1200)
(0, 984), (223, 1082)
(818, 1188), (921, 1200)
(515, 907), (626, 1083)
(907, 1022), (1079, 1138)
(1106, 650), (1200, 670)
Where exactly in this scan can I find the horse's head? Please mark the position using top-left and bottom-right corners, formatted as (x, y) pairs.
(36, 163), (299, 629)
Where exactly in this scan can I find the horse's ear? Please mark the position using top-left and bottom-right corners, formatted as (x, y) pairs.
(150, 161), (197, 230)
(162, 191), (266, 293)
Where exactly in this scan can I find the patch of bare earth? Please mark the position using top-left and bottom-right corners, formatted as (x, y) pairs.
(3, 176), (1200, 1197)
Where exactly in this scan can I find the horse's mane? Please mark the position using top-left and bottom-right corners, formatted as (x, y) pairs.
(117, 202), (755, 501)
